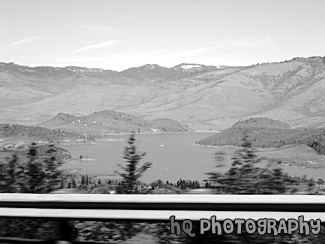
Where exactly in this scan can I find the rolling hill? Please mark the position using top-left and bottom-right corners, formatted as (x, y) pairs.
(40, 110), (190, 133)
(196, 117), (325, 155)
(0, 57), (325, 131)
(0, 123), (90, 143)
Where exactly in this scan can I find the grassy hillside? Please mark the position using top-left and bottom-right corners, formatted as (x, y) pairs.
(1, 57), (325, 130)
(0, 124), (90, 143)
(197, 117), (325, 155)
(40, 110), (190, 133)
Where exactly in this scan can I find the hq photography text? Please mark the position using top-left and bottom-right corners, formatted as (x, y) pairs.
(169, 215), (321, 237)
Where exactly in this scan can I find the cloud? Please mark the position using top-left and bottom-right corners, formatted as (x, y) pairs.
(71, 40), (117, 54)
(65, 24), (126, 37)
(7, 36), (40, 49)
(79, 25), (121, 33)
(231, 37), (273, 47)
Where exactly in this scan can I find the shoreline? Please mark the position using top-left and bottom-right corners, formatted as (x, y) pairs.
(60, 131), (219, 146)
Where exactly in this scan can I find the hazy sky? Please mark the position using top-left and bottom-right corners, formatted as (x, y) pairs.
(0, 0), (324, 71)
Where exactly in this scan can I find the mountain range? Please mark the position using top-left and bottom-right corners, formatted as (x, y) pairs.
(1, 56), (325, 131)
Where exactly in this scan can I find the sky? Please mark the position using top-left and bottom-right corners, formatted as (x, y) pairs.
(0, 0), (325, 71)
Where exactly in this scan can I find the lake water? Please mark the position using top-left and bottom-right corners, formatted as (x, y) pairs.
(61, 132), (219, 183)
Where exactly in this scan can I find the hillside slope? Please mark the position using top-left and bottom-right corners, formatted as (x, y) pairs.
(0, 57), (325, 130)
(196, 117), (325, 155)
(40, 110), (190, 133)
(0, 124), (89, 143)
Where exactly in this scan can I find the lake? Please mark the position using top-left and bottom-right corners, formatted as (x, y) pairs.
(61, 132), (219, 183)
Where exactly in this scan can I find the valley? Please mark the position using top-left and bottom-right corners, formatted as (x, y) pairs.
(1, 57), (325, 183)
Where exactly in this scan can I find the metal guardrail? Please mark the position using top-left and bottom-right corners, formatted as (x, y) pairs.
(1, 194), (325, 221)
(0, 194), (325, 243)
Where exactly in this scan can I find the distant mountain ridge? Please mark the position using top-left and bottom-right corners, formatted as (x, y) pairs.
(0, 61), (218, 80)
(40, 109), (190, 133)
(1, 56), (325, 130)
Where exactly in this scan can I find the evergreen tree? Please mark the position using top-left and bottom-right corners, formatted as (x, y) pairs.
(207, 136), (288, 194)
(0, 154), (18, 192)
(0, 142), (67, 239)
(42, 144), (64, 191)
(72, 178), (77, 188)
(204, 182), (209, 188)
(60, 179), (64, 189)
(85, 174), (89, 185)
(115, 133), (152, 194)
(0, 142), (64, 193)
(81, 175), (85, 185)
(8, 154), (18, 189)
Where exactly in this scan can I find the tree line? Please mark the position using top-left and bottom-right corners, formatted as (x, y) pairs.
(1, 133), (325, 243)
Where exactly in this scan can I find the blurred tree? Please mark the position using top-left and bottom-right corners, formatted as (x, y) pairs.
(207, 136), (288, 194)
(0, 154), (18, 192)
(72, 178), (77, 188)
(0, 142), (66, 239)
(0, 143), (64, 193)
(80, 175), (85, 186)
(60, 179), (64, 189)
(115, 133), (152, 194)
(0, 142), (145, 243)
(85, 174), (89, 185)
(198, 136), (325, 243)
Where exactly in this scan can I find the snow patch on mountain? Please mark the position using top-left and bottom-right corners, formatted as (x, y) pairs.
(143, 64), (160, 71)
(178, 64), (203, 70)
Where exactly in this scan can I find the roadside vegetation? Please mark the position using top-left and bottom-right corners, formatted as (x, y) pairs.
(1, 132), (325, 243)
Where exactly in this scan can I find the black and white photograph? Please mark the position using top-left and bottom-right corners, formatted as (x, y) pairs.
(1, 0), (325, 243)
